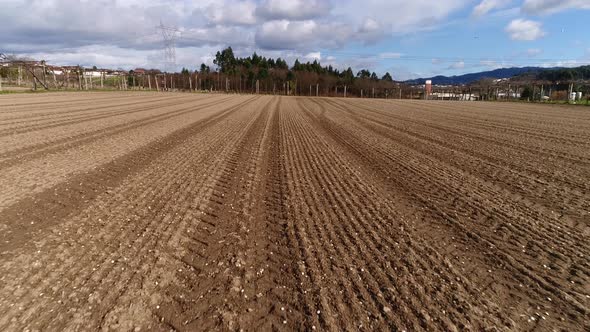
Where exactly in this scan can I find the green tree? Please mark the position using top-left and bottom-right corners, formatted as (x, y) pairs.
(293, 59), (302, 71)
(382, 72), (393, 81)
(199, 63), (210, 74)
(213, 47), (237, 74)
(520, 86), (533, 100)
(357, 69), (371, 78)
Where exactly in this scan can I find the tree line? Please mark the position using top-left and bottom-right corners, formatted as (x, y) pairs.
(514, 65), (590, 82)
(184, 46), (400, 97)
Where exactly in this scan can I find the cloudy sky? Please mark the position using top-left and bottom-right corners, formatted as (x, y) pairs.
(1, 0), (589, 79)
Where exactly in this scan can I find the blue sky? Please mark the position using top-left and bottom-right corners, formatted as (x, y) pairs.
(1, 0), (589, 80)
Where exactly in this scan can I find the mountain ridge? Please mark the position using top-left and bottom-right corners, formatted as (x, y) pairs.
(404, 67), (559, 85)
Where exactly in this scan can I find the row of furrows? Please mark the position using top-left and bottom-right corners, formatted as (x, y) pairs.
(342, 100), (590, 167)
(324, 99), (585, 280)
(0, 96), (259, 304)
(300, 100), (520, 330)
(0, 96), (259, 249)
(379, 99), (590, 130)
(326, 98), (589, 226)
(390, 100), (590, 136)
(281, 98), (511, 331)
(307, 99), (589, 329)
(353, 99), (590, 155)
(0, 97), (253, 211)
(253, 100), (311, 331)
(0, 94), (204, 136)
(282, 102), (388, 330)
(374, 100), (590, 154)
(0, 97), (264, 331)
(321, 98), (590, 270)
(0, 94), (189, 130)
(333, 99), (590, 193)
(321, 99), (590, 283)
(400, 103), (590, 147)
(0, 93), (141, 113)
(154, 97), (276, 330)
(0, 95), (234, 168)
(233, 97), (307, 330)
(304, 99), (570, 330)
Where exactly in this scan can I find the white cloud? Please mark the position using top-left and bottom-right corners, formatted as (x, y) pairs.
(333, 0), (471, 34)
(448, 60), (465, 69)
(522, 0), (590, 15)
(472, 0), (512, 17)
(255, 20), (353, 50)
(205, 1), (257, 25)
(179, 26), (255, 48)
(505, 19), (545, 40)
(304, 52), (321, 61)
(359, 18), (380, 33)
(256, 0), (331, 20)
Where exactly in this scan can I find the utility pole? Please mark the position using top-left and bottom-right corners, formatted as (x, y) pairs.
(316, 83), (319, 97)
(18, 66), (22, 86)
(41, 60), (47, 88)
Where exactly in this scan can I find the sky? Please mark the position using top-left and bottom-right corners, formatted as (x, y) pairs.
(1, 0), (589, 80)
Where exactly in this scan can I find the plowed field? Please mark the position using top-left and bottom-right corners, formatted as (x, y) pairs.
(0, 92), (588, 331)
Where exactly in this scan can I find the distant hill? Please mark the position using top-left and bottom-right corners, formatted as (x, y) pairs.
(405, 67), (555, 85)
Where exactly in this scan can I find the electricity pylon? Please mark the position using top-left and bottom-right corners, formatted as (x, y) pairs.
(156, 21), (179, 72)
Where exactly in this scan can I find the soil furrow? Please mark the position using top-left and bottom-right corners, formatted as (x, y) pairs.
(0, 95), (235, 168)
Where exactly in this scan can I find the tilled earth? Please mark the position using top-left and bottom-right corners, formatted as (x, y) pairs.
(0, 92), (588, 331)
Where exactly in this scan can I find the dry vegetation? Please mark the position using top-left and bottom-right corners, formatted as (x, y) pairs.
(0, 92), (588, 331)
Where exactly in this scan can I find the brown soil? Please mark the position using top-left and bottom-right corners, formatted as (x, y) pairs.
(0, 92), (588, 331)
